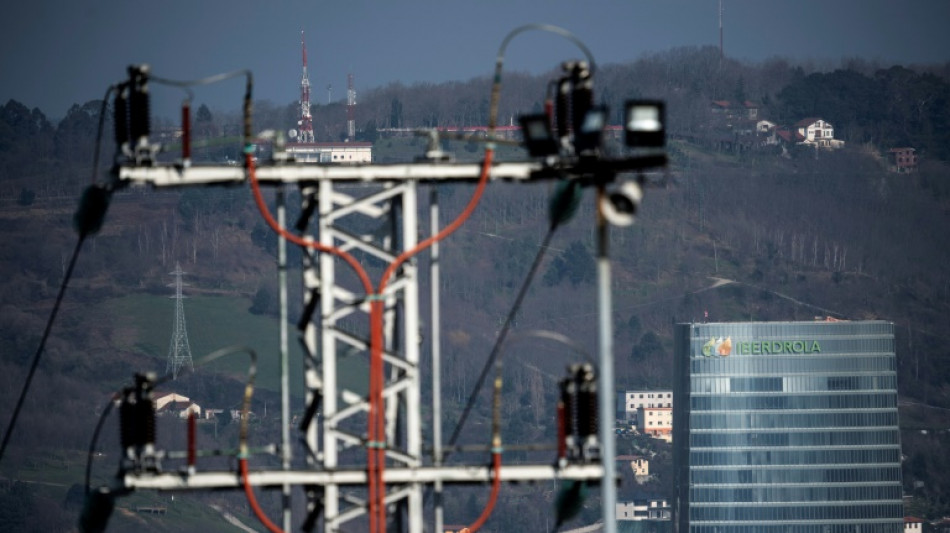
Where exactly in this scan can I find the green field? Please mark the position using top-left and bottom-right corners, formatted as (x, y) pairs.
(2, 449), (255, 533)
(99, 294), (369, 398)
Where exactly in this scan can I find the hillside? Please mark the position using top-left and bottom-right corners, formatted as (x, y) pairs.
(1, 50), (950, 529)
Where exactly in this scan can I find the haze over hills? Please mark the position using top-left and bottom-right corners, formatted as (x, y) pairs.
(1, 48), (949, 529)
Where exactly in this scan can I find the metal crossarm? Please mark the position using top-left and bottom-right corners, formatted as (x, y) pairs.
(109, 147), (665, 532)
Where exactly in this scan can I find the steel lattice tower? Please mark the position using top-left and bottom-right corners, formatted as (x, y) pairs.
(165, 262), (194, 379)
(298, 31), (315, 143)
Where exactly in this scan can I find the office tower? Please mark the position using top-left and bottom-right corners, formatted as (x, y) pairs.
(672, 321), (903, 533)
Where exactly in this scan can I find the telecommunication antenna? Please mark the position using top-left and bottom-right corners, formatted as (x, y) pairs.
(299, 31), (315, 143)
(164, 262), (195, 379)
(346, 73), (356, 140)
(719, 0), (724, 66)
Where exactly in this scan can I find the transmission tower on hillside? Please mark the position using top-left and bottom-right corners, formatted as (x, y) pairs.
(165, 262), (194, 379)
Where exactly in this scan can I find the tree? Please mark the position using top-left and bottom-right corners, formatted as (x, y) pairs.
(195, 103), (216, 139)
(357, 119), (378, 142)
(196, 104), (213, 124)
(54, 100), (102, 164)
(635, 331), (664, 359)
(389, 97), (403, 129)
(249, 285), (274, 316)
(16, 188), (34, 206)
(543, 240), (595, 287)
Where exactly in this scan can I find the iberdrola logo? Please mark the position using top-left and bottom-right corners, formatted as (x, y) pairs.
(701, 336), (732, 357)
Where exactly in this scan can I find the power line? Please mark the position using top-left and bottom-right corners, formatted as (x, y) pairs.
(445, 226), (558, 460)
(0, 236), (84, 464)
(0, 87), (114, 465)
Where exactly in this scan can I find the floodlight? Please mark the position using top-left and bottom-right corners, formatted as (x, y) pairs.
(600, 180), (643, 227)
(575, 106), (607, 155)
(624, 100), (665, 148)
(519, 114), (559, 157)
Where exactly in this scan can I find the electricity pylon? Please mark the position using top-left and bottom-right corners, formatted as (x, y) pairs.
(165, 262), (195, 379)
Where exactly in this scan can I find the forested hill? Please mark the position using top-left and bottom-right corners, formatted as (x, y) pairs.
(1, 46), (949, 527)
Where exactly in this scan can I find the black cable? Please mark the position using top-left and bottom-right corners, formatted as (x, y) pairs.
(90, 86), (114, 186)
(0, 235), (85, 464)
(444, 226), (558, 460)
(0, 88), (114, 465)
(85, 395), (119, 495)
(82, 345), (256, 495)
(441, 24), (596, 458)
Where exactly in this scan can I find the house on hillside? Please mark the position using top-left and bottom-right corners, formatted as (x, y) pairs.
(616, 455), (650, 477)
(904, 516), (926, 533)
(618, 390), (673, 422)
(710, 100), (759, 121)
(757, 120), (777, 133)
(775, 128), (805, 148)
(616, 497), (671, 521)
(794, 118), (844, 149)
(887, 147), (918, 173)
(637, 406), (672, 442)
(155, 392), (202, 419)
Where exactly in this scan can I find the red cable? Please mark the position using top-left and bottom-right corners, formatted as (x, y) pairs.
(371, 148), (495, 532)
(248, 148), (495, 533)
(248, 152), (381, 531)
(557, 402), (566, 461)
(240, 458), (286, 533)
(466, 452), (502, 532)
(370, 300), (384, 532)
(246, 153), (373, 295)
(187, 411), (196, 472)
(368, 301), (381, 533)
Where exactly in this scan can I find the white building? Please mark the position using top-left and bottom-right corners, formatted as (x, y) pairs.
(616, 455), (649, 477)
(637, 406), (673, 441)
(794, 118), (844, 149)
(155, 393), (201, 419)
(616, 498), (671, 521)
(286, 141), (373, 163)
(618, 390), (673, 421)
(904, 516), (926, 533)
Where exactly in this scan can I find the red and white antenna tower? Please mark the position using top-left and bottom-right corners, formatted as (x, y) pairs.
(299, 31), (315, 143)
(719, 0), (724, 66)
(346, 73), (356, 141)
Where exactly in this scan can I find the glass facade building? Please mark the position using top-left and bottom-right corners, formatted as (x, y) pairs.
(672, 321), (903, 533)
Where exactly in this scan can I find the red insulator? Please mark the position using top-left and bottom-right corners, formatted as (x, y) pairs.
(181, 101), (191, 162)
(557, 400), (566, 460)
(187, 411), (196, 470)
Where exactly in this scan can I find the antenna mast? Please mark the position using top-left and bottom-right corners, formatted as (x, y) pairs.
(719, 0), (724, 65)
(346, 73), (356, 141)
(165, 262), (195, 379)
(299, 31), (315, 143)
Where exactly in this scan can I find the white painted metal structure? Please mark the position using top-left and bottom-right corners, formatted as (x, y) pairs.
(113, 149), (665, 531)
(302, 178), (424, 531)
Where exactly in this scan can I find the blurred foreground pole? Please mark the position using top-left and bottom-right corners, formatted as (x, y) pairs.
(596, 186), (617, 533)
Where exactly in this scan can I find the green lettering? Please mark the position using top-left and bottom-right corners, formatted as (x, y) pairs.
(752, 342), (761, 355)
(792, 341), (804, 352)
(811, 341), (821, 353)
(783, 341), (793, 353)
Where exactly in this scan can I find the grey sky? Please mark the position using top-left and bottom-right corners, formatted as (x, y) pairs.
(2, 0), (949, 121)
